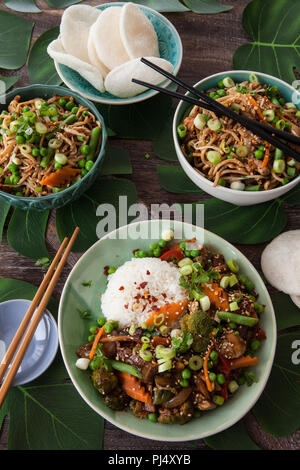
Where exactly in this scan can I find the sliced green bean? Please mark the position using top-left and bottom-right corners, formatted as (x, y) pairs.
(110, 359), (142, 379)
(217, 311), (259, 327)
(86, 126), (101, 161)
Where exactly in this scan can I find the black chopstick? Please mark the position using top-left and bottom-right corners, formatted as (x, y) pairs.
(133, 76), (300, 163)
(140, 57), (300, 147)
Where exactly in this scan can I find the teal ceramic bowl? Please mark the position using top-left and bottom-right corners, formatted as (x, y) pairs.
(0, 84), (107, 211)
(58, 219), (276, 442)
(173, 70), (300, 206)
(55, 2), (183, 105)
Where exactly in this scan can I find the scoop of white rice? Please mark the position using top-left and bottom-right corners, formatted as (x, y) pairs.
(101, 258), (188, 328)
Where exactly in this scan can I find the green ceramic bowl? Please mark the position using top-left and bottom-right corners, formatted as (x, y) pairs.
(58, 219), (276, 442)
(0, 84), (107, 210)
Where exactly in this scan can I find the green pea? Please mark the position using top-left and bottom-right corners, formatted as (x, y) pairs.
(217, 373), (225, 385)
(158, 239), (167, 248)
(209, 372), (216, 381)
(217, 79), (225, 89)
(89, 325), (98, 334)
(87, 334), (95, 342)
(179, 379), (190, 388)
(193, 409), (201, 418)
(210, 350), (218, 362)
(71, 106), (79, 114)
(250, 339), (260, 351)
(148, 413), (157, 423)
(81, 169), (88, 176)
(22, 105), (30, 113)
(149, 243), (158, 250)
(153, 247), (161, 257)
(184, 250), (191, 257)
(254, 150), (264, 159)
(78, 159), (86, 168)
(58, 98), (67, 107)
(80, 144), (90, 155)
(15, 135), (25, 144)
(107, 267), (116, 274)
(97, 317), (106, 327)
(85, 160), (94, 171)
(179, 241), (186, 250)
(40, 147), (47, 157)
(190, 249), (200, 258)
(209, 92), (217, 99)
(181, 368), (192, 380)
(217, 89), (226, 97)
(54, 161), (62, 170)
(104, 322), (114, 334)
(65, 101), (74, 110)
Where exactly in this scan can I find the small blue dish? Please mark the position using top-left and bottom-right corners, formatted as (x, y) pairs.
(55, 2), (183, 105)
(0, 299), (58, 386)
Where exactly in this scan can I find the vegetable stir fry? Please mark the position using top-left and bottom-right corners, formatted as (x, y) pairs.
(0, 95), (101, 196)
(76, 237), (266, 424)
(178, 75), (300, 191)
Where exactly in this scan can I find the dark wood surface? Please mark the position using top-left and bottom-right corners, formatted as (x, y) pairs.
(0, 0), (300, 451)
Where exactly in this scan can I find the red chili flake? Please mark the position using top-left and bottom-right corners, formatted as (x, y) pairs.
(140, 281), (148, 289)
(103, 265), (109, 275)
(124, 304), (128, 309)
(119, 286), (124, 291)
(132, 249), (139, 254)
(162, 293), (167, 299)
(152, 305), (159, 311)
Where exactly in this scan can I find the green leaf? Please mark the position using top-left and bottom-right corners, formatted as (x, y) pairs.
(100, 146), (132, 176)
(0, 201), (10, 244)
(45, 0), (84, 8)
(157, 165), (204, 193)
(181, 197), (287, 244)
(233, 0), (300, 84)
(56, 177), (137, 252)
(205, 420), (260, 450)
(96, 94), (173, 140)
(282, 184), (300, 205)
(28, 27), (62, 86)
(7, 208), (50, 260)
(0, 75), (19, 91)
(3, 0), (41, 13)
(152, 107), (178, 162)
(183, 0), (232, 14)
(0, 11), (34, 70)
(253, 332), (300, 436)
(123, 0), (189, 12)
(271, 292), (300, 330)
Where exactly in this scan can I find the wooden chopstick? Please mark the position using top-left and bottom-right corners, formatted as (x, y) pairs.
(0, 226), (80, 407)
(135, 58), (300, 161)
(0, 236), (69, 383)
(140, 57), (300, 145)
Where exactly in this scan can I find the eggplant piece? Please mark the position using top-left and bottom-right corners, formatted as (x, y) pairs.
(103, 388), (129, 411)
(163, 387), (192, 409)
(158, 400), (194, 425)
(92, 366), (118, 395)
(153, 389), (173, 405)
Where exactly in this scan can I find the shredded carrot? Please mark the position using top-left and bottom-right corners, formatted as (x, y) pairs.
(261, 142), (270, 168)
(145, 299), (188, 327)
(89, 325), (105, 360)
(151, 336), (170, 346)
(119, 372), (152, 404)
(40, 167), (81, 187)
(230, 355), (259, 370)
(246, 94), (267, 123)
(201, 283), (229, 311)
(203, 347), (213, 392)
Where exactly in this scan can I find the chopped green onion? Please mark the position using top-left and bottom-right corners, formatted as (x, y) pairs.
(274, 148), (283, 160)
(35, 122), (48, 134)
(228, 380), (239, 393)
(180, 264), (193, 276)
(229, 301), (239, 312)
(139, 349), (152, 362)
(220, 275), (230, 289)
(227, 258), (239, 273)
(236, 145), (248, 158)
(178, 257), (193, 268)
(199, 295), (210, 312)
(177, 124), (187, 139)
(54, 153), (68, 165)
(262, 109), (275, 122)
(249, 73), (258, 83)
(188, 355), (203, 371)
(194, 113), (206, 130)
(153, 313), (165, 327)
(207, 118), (221, 131)
(207, 150), (221, 165)
(230, 181), (245, 191)
(223, 77), (235, 88)
(273, 159), (285, 174)
(158, 359), (172, 373)
(245, 185), (261, 191)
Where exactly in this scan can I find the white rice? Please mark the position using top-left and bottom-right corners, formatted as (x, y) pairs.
(101, 257), (188, 328)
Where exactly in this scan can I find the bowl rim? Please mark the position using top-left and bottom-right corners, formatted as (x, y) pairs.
(0, 298), (59, 386)
(58, 218), (277, 442)
(0, 83), (107, 203)
(55, 1), (183, 105)
(173, 69), (300, 197)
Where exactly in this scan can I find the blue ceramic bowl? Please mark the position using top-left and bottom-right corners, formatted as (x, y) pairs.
(0, 299), (58, 386)
(55, 2), (183, 105)
(0, 84), (107, 210)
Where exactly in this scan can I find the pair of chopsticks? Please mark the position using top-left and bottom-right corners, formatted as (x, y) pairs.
(132, 58), (300, 162)
(0, 226), (80, 408)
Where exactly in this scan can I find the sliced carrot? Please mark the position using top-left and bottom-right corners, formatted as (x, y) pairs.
(145, 299), (188, 327)
(230, 355), (259, 370)
(201, 283), (229, 311)
(261, 142), (270, 168)
(40, 167), (81, 187)
(119, 372), (152, 404)
(160, 248), (184, 262)
(151, 336), (170, 346)
(246, 94), (267, 123)
(203, 347), (213, 392)
(89, 325), (105, 360)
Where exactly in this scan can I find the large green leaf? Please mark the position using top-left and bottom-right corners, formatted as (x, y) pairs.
(282, 184), (300, 205)
(271, 292), (300, 331)
(3, 0), (41, 13)
(56, 177), (137, 252)
(0, 11), (34, 70)
(233, 0), (300, 84)
(28, 27), (61, 86)
(7, 208), (50, 260)
(96, 94), (173, 140)
(179, 197), (287, 244)
(152, 107), (178, 162)
(45, 0), (83, 7)
(0, 278), (104, 450)
(183, 0), (232, 14)
(157, 165), (204, 193)
(205, 420), (260, 450)
(253, 332), (300, 436)
(100, 146), (132, 176)
(0, 75), (19, 91)
(0, 201), (10, 244)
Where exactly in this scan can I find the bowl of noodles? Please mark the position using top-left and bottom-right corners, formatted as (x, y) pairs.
(173, 71), (300, 206)
(0, 84), (107, 210)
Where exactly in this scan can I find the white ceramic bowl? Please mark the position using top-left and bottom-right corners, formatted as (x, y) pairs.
(173, 70), (300, 206)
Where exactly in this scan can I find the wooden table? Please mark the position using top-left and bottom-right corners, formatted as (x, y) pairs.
(0, 0), (300, 450)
